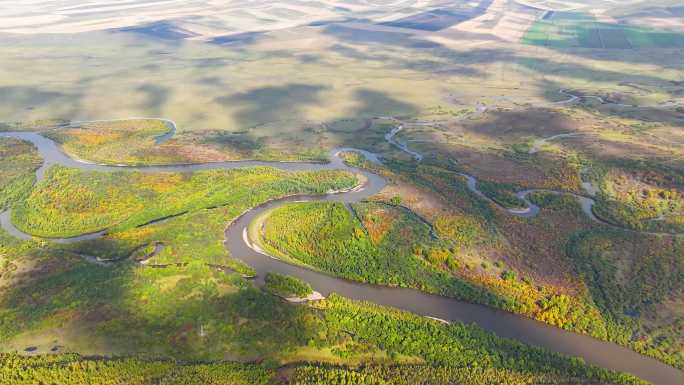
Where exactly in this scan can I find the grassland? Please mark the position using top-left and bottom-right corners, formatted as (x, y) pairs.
(46, 119), (173, 165)
(47, 119), (331, 164)
(0, 119), (69, 132)
(3, 8), (681, 150)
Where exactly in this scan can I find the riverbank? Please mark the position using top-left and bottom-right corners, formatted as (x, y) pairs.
(1, 127), (683, 384)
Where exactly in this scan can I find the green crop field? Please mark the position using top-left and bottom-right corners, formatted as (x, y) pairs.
(523, 12), (684, 49)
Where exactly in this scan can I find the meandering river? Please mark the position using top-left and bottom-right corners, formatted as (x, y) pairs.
(1, 124), (683, 385)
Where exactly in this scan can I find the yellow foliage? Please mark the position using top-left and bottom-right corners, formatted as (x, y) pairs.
(134, 174), (184, 193)
(434, 215), (482, 247)
(427, 248), (450, 265)
(362, 207), (399, 244)
(71, 130), (123, 146)
(110, 226), (155, 241)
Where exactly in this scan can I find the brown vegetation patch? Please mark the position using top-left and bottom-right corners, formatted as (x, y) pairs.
(647, 297), (684, 328)
(0, 256), (36, 290)
(432, 142), (581, 190)
(142, 142), (237, 163)
(0, 138), (39, 159)
(495, 208), (593, 290)
(463, 108), (582, 140)
(598, 105), (684, 127)
(0, 252), (79, 291)
(444, 145), (547, 185)
(373, 179), (455, 221)
(360, 206), (400, 244)
(567, 134), (679, 164)
(80, 304), (117, 324)
(607, 168), (683, 193)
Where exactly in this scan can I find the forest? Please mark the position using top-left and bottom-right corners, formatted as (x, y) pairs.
(13, 165), (357, 237)
(567, 229), (684, 369)
(332, 152), (684, 369)
(591, 164), (683, 233)
(1, 133), (682, 380)
(258, 199), (613, 337)
(0, 138), (41, 210)
(0, 294), (649, 385)
(264, 272), (314, 298)
(0, 353), (272, 385)
(258, 201), (490, 298)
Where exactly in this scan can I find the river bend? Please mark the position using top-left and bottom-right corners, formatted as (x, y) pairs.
(1, 126), (683, 385)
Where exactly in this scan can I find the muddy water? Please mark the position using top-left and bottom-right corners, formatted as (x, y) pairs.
(225, 180), (684, 385)
(1, 131), (683, 385)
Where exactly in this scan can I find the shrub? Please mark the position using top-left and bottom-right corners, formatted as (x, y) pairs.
(264, 273), (313, 298)
(501, 270), (517, 281)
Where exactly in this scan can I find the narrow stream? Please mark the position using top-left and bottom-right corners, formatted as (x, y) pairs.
(1, 122), (683, 385)
(384, 126), (683, 237)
